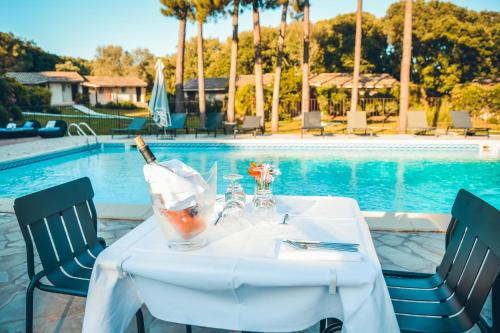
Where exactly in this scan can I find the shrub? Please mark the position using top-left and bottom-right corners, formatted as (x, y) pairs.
(103, 101), (137, 110)
(0, 105), (8, 127)
(8, 105), (23, 121)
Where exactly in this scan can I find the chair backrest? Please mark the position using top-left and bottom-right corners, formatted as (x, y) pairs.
(242, 116), (262, 129)
(170, 113), (187, 129)
(303, 112), (321, 127)
(14, 178), (99, 281)
(407, 111), (429, 129)
(435, 189), (499, 327)
(347, 111), (367, 129)
(23, 120), (41, 129)
(451, 111), (473, 129)
(206, 112), (224, 129)
(54, 120), (68, 133)
(129, 118), (147, 130)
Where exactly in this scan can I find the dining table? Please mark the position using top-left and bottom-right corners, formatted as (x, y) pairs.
(82, 195), (400, 333)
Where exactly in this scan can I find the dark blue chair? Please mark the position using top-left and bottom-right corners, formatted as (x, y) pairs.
(195, 112), (226, 137)
(38, 120), (68, 138)
(158, 113), (188, 138)
(0, 120), (41, 139)
(111, 118), (147, 138)
(14, 177), (145, 333)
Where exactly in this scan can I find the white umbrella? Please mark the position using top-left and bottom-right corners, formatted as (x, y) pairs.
(149, 59), (171, 129)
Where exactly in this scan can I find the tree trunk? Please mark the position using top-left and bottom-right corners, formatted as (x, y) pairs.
(252, 0), (265, 127)
(197, 20), (206, 124)
(399, 0), (413, 133)
(175, 16), (187, 114)
(227, 0), (239, 124)
(350, 0), (362, 113)
(301, 0), (310, 119)
(271, 1), (288, 133)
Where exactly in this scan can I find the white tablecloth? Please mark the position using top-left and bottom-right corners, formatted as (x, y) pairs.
(83, 196), (399, 333)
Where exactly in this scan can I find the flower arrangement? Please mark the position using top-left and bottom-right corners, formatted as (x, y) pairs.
(248, 162), (281, 191)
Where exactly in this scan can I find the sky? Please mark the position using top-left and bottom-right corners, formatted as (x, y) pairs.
(1, 0), (498, 60)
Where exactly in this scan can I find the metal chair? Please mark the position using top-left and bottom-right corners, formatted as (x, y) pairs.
(446, 111), (490, 138)
(14, 177), (145, 333)
(301, 111), (325, 138)
(384, 189), (499, 332)
(234, 116), (264, 138)
(195, 112), (226, 137)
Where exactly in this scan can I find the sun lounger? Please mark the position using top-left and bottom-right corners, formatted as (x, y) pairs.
(158, 113), (188, 138)
(347, 111), (373, 136)
(111, 118), (147, 138)
(233, 116), (264, 138)
(407, 111), (437, 136)
(38, 120), (68, 138)
(447, 111), (490, 138)
(301, 111), (325, 138)
(0, 120), (41, 139)
(195, 113), (225, 138)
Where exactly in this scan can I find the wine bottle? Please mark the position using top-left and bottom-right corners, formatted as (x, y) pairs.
(135, 135), (157, 164)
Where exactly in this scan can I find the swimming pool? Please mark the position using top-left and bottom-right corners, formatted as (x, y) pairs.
(0, 143), (498, 213)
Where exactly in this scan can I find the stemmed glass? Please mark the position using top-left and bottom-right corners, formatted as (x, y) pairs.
(222, 173), (246, 218)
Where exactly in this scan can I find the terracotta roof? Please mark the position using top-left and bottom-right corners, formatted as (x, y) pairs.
(309, 73), (397, 89)
(184, 77), (228, 91)
(236, 74), (274, 87)
(471, 77), (499, 86)
(5, 71), (84, 84)
(83, 76), (147, 88)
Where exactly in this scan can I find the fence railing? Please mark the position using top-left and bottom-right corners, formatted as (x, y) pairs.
(10, 98), (498, 135)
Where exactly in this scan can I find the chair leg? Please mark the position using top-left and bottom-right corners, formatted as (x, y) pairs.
(195, 130), (198, 138)
(186, 324), (192, 333)
(135, 309), (145, 333)
(320, 319), (326, 333)
(26, 285), (35, 333)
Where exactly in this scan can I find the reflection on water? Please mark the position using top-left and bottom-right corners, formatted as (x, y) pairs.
(0, 147), (498, 213)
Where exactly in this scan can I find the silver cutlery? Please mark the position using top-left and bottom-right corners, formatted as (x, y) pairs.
(213, 211), (223, 225)
(283, 239), (359, 252)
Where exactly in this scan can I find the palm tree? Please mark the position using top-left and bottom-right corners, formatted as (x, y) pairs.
(271, 0), (289, 132)
(252, 0), (265, 127)
(192, 0), (223, 124)
(301, 0), (310, 117)
(227, 0), (240, 123)
(160, 0), (192, 114)
(350, 0), (362, 113)
(399, 0), (412, 133)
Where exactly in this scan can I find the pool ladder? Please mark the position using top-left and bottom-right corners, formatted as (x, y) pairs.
(68, 122), (98, 146)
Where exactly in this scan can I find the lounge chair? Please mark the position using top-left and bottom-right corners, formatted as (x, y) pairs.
(38, 120), (68, 138)
(301, 111), (325, 138)
(13, 177), (145, 333)
(346, 111), (373, 136)
(0, 120), (41, 139)
(383, 189), (499, 333)
(111, 118), (147, 138)
(407, 111), (437, 136)
(195, 112), (225, 138)
(447, 111), (490, 138)
(233, 116), (264, 138)
(157, 113), (188, 138)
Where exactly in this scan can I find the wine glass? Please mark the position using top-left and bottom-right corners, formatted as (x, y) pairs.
(222, 173), (246, 218)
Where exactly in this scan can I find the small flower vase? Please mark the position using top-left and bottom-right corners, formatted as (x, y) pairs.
(253, 178), (276, 211)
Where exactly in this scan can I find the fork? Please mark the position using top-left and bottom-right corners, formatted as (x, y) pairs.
(283, 240), (359, 252)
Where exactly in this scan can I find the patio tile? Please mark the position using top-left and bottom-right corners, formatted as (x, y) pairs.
(0, 214), (490, 333)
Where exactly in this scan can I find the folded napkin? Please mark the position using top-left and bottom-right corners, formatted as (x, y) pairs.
(144, 159), (211, 210)
(276, 240), (361, 262)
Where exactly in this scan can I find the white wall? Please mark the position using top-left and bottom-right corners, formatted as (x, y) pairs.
(48, 83), (75, 106)
(90, 86), (146, 106)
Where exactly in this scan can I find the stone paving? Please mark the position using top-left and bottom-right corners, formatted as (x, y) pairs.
(0, 213), (490, 333)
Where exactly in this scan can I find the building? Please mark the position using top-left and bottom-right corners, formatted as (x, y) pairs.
(82, 76), (147, 107)
(309, 73), (398, 95)
(5, 71), (84, 106)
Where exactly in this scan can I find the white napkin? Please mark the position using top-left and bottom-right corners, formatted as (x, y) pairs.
(276, 240), (361, 262)
(144, 159), (209, 210)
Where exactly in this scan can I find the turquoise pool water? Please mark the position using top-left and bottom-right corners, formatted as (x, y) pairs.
(0, 146), (498, 213)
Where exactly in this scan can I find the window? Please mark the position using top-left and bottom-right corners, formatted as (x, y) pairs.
(61, 84), (66, 92)
(98, 88), (103, 94)
(121, 87), (126, 93)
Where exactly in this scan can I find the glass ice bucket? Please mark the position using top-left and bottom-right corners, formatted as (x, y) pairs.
(147, 163), (217, 250)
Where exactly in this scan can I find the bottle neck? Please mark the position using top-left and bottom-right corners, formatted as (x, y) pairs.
(139, 145), (157, 164)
